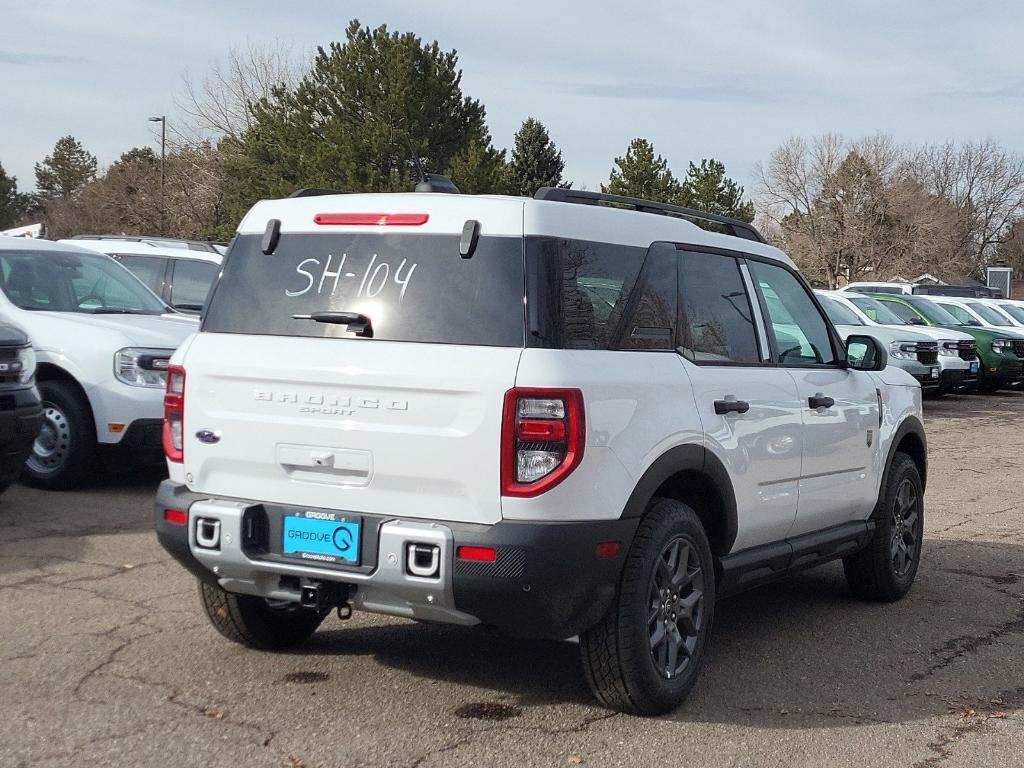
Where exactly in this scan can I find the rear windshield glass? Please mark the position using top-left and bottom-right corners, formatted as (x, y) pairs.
(203, 233), (525, 346)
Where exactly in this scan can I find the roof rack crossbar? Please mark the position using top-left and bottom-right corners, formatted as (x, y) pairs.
(533, 188), (765, 243)
(288, 188), (348, 198)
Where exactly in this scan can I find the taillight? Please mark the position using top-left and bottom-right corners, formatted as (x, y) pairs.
(162, 365), (185, 463)
(501, 388), (584, 497)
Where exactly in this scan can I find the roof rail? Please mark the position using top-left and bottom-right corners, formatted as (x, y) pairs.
(69, 234), (221, 253)
(288, 188), (347, 198)
(533, 188), (765, 243)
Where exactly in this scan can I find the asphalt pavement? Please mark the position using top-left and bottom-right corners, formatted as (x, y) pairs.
(1, 392), (1022, 767)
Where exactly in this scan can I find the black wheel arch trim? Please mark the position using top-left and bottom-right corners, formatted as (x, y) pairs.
(883, 416), (927, 495)
(620, 443), (738, 556)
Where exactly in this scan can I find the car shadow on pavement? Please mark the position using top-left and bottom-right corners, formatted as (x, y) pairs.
(0, 465), (167, 576)
(299, 537), (1023, 727)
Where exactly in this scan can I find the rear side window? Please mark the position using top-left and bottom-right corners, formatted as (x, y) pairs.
(114, 255), (166, 294)
(203, 233), (525, 346)
(677, 251), (759, 363)
(525, 237), (645, 349)
(170, 259), (219, 310)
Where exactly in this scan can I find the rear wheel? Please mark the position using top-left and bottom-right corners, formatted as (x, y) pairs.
(580, 498), (715, 715)
(198, 581), (327, 650)
(23, 380), (97, 490)
(843, 452), (923, 602)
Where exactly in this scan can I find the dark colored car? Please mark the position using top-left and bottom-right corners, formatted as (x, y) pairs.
(0, 323), (42, 495)
(874, 295), (1024, 393)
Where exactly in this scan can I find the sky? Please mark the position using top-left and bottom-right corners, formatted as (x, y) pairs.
(2, 0), (1023, 196)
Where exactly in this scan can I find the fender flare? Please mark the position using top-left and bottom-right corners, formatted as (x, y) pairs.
(881, 415), (927, 496)
(620, 443), (738, 555)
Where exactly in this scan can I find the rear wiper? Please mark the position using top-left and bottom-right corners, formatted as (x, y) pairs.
(293, 311), (373, 337)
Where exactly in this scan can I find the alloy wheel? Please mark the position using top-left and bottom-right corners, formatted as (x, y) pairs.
(648, 536), (705, 680)
(890, 478), (920, 577)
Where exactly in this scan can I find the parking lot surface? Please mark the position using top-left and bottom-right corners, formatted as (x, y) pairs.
(1, 393), (1022, 768)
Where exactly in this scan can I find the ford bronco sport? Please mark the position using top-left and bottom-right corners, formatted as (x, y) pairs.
(156, 185), (927, 715)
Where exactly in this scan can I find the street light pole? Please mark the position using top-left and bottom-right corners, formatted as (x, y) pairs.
(148, 115), (166, 235)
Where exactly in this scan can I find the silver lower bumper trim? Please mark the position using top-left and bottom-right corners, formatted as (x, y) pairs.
(187, 499), (478, 626)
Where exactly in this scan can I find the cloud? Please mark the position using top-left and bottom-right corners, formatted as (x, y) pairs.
(560, 78), (785, 105)
(0, 51), (80, 66)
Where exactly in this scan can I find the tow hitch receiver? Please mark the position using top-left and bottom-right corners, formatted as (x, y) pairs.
(299, 580), (348, 611)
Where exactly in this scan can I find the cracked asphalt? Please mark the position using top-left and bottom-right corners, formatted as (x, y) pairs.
(2, 393), (1023, 768)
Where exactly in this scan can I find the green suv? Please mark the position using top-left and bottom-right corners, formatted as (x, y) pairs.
(874, 294), (1024, 393)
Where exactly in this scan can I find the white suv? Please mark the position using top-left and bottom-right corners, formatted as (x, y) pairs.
(155, 186), (926, 714)
(0, 238), (197, 488)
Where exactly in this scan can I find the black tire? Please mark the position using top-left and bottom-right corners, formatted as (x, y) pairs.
(198, 581), (326, 650)
(23, 380), (97, 490)
(843, 452), (923, 602)
(0, 482), (10, 496)
(977, 377), (1002, 394)
(580, 498), (715, 715)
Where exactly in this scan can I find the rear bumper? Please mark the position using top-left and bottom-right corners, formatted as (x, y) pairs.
(154, 481), (638, 639)
(0, 386), (43, 484)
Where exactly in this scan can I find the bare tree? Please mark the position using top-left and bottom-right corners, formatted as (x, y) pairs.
(173, 40), (306, 144)
(907, 139), (1024, 271)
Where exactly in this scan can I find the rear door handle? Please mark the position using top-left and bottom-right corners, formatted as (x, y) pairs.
(714, 399), (750, 415)
(808, 394), (835, 409)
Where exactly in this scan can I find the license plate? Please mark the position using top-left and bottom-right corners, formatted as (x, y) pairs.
(930, 367), (939, 379)
(282, 512), (360, 564)
(970, 361), (979, 374)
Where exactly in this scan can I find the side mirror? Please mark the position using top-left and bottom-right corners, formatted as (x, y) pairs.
(907, 317), (925, 325)
(845, 334), (887, 371)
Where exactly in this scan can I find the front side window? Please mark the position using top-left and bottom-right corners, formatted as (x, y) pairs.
(749, 260), (837, 366)
(966, 302), (1013, 327)
(821, 297), (864, 326)
(998, 303), (1024, 324)
(849, 296), (907, 325)
(936, 302), (979, 326)
(0, 249), (167, 315)
(677, 251), (759, 363)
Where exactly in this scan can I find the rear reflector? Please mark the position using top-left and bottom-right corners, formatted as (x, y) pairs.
(595, 541), (620, 560)
(456, 546), (497, 562)
(313, 213), (429, 226)
(164, 509), (187, 526)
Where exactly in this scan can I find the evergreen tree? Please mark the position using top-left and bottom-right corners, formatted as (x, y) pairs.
(677, 158), (755, 222)
(34, 136), (97, 199)
(0, 162), (31, 229)
(508, 118), (565, 196)
(603, 138), (679, 203)
(221, 20), (504, 224)
(445, 139), (507, 194)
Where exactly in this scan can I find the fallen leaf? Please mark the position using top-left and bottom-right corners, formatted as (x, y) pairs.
(961, 708), (977, 719)
(203, 707), (225, 720)
(567, 756), (584, 765)
(989, 712), (1009, 720)
(284, 758), (305, 768)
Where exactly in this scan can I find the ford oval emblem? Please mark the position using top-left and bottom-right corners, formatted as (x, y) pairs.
(195, 429), (221, 445)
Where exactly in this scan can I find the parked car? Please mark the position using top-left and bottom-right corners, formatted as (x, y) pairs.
(0, 238), (198, 488)
(816, 292), (941, 391)
(842, 281), (997, 298)
(0, 322), (42, 496)
(61, 237), (222, 315)
(156, 183), (927, 715)
(822, 291), (979, 394)
(975, 298), (1024, 328)
(872, 294), (1024, 393)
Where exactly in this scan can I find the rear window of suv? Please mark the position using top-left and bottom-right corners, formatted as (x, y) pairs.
(203, 233), (526, 346)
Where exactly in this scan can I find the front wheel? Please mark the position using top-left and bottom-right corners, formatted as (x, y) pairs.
(580, 498), (715, 715)
(843, 452), (924, 602)
(23, 380), (97, 490)
(198, 581), (327, 650)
